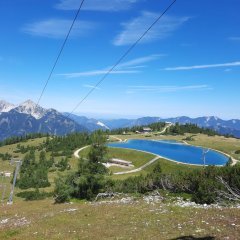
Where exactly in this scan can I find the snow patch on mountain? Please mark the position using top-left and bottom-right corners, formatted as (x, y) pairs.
(0, 99), (50, 119)
(97, 121), (109, 129)
(14, 100), (48, 119)
(0, 100), (15, 112)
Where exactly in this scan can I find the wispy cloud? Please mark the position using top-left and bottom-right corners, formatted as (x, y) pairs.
(126, 85), (212, 94)
(59, 70), (139, 78)
(164, 61), (240, 71)
(113, 12), (189, 46)
(56, 0), (139, 11)
(22, 19), (96, 38)
(228, 37), (240, 41)
(58, 54), (162, 78)
(117, 54), (165, 69)
(83, 84), (101, 90)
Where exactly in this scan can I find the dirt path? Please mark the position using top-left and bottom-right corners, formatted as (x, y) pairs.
(73, 146), (89, 159)
(113, 156), (160, 175)
(110, 136), (123, 142)
(157, 123), (173, 134)
(109, 136), (127, 142)
(73, 145), (160, 175)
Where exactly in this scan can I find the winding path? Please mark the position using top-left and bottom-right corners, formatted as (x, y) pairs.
(113, 156), (160, 175)
(73, 122), (238, 174)
(157, 123), (173, 134)
(73, 145), (160, 175)
(74, 146), (89, 159)
(109, 136), (128, 142)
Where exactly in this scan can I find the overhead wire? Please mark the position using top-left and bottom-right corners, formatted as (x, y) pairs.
(67, 0), (177, 117)
(36, 0), (86, 106)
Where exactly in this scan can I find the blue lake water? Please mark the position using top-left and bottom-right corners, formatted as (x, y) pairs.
(108, 139), (228, 166)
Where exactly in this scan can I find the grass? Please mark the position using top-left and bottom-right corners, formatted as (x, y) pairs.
(111, 158), (200, 180)
(78, 146), (199, 180)
(79, 146), (155, 168)
(107, 147), (156, 168)
(145, 157), (200, 174)
(0, 198), (240, 239)
(0, 135), (240, 239)
(1, 133), (239, 193)
(0, 135), (238, 186)
(0, 137), (71, 200)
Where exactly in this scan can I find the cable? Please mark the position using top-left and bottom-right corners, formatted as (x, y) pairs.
(67, 0), (177, 116)
(36, 0), (86, 106)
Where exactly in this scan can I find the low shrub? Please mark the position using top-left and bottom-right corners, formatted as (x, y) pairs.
(16, 189), (53, 201)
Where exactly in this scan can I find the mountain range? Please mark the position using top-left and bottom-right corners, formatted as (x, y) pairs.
(0, 100), (87, 141)
(63, 113), (109, 132)
(95, 116), (240, 137)
(1, 99), (240, 141)
(66, 113), (240, 138)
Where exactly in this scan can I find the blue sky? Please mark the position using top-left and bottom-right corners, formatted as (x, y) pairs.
(0, 0), (240, 119)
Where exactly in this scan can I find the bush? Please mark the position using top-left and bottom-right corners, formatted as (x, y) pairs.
(16, 189), (52, 201)
(0, 152), (12, 161)
(183, 135), (195, 141)
(17, 150), (50, 189)
(55, 157), (70, 171)
(54, 175), (74, 203)
(191, 179), (219, 204)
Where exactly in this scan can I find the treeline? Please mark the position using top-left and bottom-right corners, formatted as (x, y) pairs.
(113, 163), (240, 204)
(5, 132), (92, 158)
(164, 123), (219, 136)
(42, 133), (91, 158)
(108, 122), (220, 137)
(54, 152), (240, 205)
(109, 122), (166, 135)
(0, 133), (48, 147)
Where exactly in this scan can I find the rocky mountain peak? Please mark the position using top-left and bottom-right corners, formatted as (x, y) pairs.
(16, 100), (48, 119)
(0, 100), (15, 112)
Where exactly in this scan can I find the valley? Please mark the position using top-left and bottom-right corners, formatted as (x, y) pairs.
(0, 130), (240, 239)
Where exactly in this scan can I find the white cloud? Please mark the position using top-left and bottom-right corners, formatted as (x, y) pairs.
(59, 70), (139, 78)
(117, 54), (165, 69)
(83, 84), (100, 90)
(56, 0), (138, 11)
(164, 61), (240, 71)
(58, 54), (162, 78)
(113, 12), (189, 46)
(123, 65), (146, 69)
(126, 85), (211, 94)
(22, 19), (95, 38)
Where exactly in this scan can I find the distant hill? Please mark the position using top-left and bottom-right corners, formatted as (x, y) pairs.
(0, 100), (87, 141)
(159, 116), (240, 138)
(1, 99), (240, 140)
(98, 116), (240, 138)
(64, 113), (109, 132)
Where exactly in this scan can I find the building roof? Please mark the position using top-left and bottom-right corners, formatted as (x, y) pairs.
(143, 127), (152, 131)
